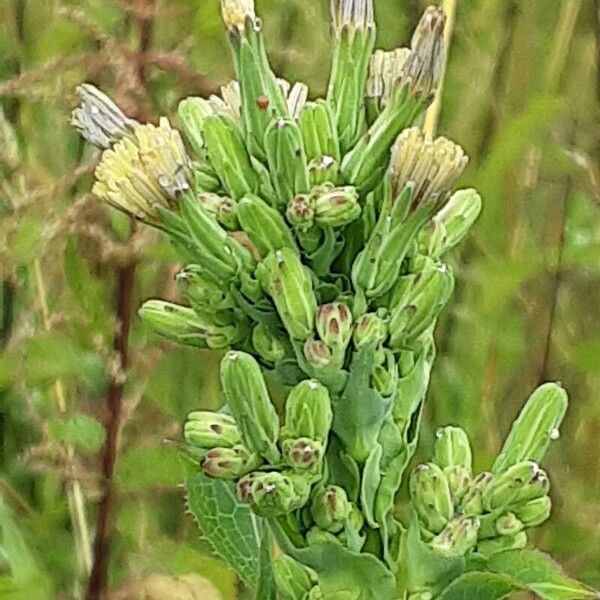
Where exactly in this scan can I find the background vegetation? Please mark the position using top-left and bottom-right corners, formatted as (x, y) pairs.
(0, 0), (598, 598)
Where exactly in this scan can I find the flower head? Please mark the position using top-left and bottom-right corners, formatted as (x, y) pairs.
(389, 127), (468, 206)
(330, 0), (374, 35)
(93, 118), (191, 223)
(367, 48), (411, 110)
(71, 84), (137, 149)
(400, 6), (446, 99)
(219, 0), (255, 32)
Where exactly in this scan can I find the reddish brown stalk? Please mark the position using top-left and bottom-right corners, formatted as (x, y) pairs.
(86, 262), (136, 600)
(86, 2), (155, 598)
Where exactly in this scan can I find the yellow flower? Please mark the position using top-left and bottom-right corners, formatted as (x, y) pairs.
(389, 127), (468, 205)
(93, 118), (191, 224)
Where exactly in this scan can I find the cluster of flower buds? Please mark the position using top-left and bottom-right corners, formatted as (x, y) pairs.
(184, 352), (334, 519)
(73, 0), (564, 598)
(410, 383), (568, 559)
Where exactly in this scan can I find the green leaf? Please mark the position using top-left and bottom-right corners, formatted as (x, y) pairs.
(333, 343), (392, 462)
(270, 519), (396, 600)
(254, 522), (276, 600)
(396, 513), (465, 596)
(185, 472), (261, 588)
(48, 414), (106, 453)
(24, 332), (105, 391)
(488, 549), (599, 600)
(437, 572), (522, 600)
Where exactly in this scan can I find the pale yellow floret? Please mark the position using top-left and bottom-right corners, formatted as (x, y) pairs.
(367, 48), (411, 108)
(390, 126), (468, 205)
(93, 119), (190, 224)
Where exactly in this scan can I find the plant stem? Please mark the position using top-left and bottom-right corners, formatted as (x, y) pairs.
(86, 260), (136, 600)
(423, 0), (457, 138)
(86, 2), (154, 596)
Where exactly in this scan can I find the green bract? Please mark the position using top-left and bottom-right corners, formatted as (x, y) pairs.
(73, 0), (593, 598)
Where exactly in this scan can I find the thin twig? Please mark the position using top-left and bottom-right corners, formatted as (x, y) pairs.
(423, 0), (458, 138)
(85, 2), (154, 597)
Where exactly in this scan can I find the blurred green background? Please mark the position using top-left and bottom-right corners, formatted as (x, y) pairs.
(0, 0), (598, 598)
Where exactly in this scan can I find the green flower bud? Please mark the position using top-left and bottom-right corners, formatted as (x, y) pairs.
(225, 10), (289, 161)
(176, 265), (235, 312)
(410, 463), (453, 534)
(389, 264), (454, 350)
(196, 192), (238, 230)
(298, 100), (340, 164)
(282, 379), (333, 443)
(251, 323), (287, 363)
(430, 515), (479, 557)
(237, 194), (298, 257)
(428, 188), (482, 255)
(236, 472), (258, 503)
(371, 348), (399, 397)
(316, 302), (353, 350)
(287, 194), (315, 231)
(244, 471), (311, 517)
(265, 118), (310, 205)
(180, 194), (253, 281)
(303, 337), (334, 369)
(513, 495), (552, 528)
(308, 156), (340, 187)
(282, 437), (324, 470)
(434, 427), (473, 472)
(178, 96), (214, 158)
(313, 185), (361, 227)
(202, 445), (259, 479)
(352, 194), (430, 299)
(482, 461), (549, 512)
(443, 466), (472, 504)
(311, 486), (352, 533)
(273, 555), (315, 600)
(258, 249), (317, 341)
(353, 312), (388, 348)
(202, 113), (260, 200)
(477, 532), (527, 558)
(492, 382), (568, 474)
(460, 472), (493, 517)
(184, 411), (241, 448)
(138, 300), (245, 348)
(495, 512), (524, 537)
(306, 527), (340, 547)
(328, 0), (376, 153)
(220, 351), (280, 463)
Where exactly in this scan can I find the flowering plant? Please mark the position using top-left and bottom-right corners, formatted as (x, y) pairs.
(72, 1), (598, 598)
